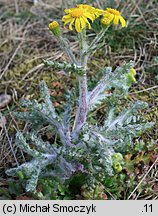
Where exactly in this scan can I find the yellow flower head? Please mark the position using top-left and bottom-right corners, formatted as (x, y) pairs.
(77, 4), (104, 18)
(49, 21), (61, 37)
(49, 21), (59, 30)
(62, 7), (95, 32)
(103, 8), (126, 28)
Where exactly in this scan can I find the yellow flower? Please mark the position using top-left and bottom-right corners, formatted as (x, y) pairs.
(77, 4), (104, 18)
(62, 7), (95, 32)
(49, 21), (61, 37)
(103, 8), (126, 28)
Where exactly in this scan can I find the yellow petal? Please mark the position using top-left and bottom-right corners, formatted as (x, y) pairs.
(82, 16), (91, 29)
(62, 14), (71, 21)
(94, 9), (104, 18)
(104, 13), (114, 22)
(63, 18), (72, 26)
(64, 8), (73, 14)
(85, 12), (95, 22)
(119, 16), (126, 27)
(113, 15), (119, 25)
(80, 17), (86, 29)
(69, 18), (75, 30)
(64, 9), (69, 14)
(75, 18), (81, 32)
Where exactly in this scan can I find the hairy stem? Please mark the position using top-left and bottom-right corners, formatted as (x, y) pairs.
(35, 109), (72, 146)
(88, 76), (109, 105)
(72, 30), (88, 139)
(59, 36), (78, 65)
(86, 28), (108, 54)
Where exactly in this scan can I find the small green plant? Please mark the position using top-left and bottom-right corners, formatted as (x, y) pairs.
(6, 4), (154, 199)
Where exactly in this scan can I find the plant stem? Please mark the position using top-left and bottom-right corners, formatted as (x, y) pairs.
(87, 28), (107, 54)
(72, 75), (87, 138)
(72, 29), (88, 139)
(35, 108), (72, 146)
(59, 36), (78, 65)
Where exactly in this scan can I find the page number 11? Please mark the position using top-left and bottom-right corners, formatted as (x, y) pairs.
(142, 204), (153, 213)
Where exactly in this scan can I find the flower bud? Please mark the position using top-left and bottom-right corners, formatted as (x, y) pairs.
(130, 68), (136, 76)
(127, 73), (136, 83)
(113, 161), (122, 172)
(49, 21), (61, 37)
(101, 16), (111, 27)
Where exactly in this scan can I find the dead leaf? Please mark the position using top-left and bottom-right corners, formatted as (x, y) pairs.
(0, 94), (11, 109)
(0, 115), (7, 129)
(50, 91), (57, 96)
(16, 196), (35, 200)
(53, 102), (60, 107)
(153, 184), (158, 192)
(98, 192), (108, 200)
(56, 70), (67, 76)
(0, 180), (8, 187)
(150, 154), (158, 163)
(52, 81), (60, 88)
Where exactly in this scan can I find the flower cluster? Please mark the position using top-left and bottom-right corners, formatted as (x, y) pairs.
(60, 4), (126, 32)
